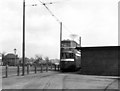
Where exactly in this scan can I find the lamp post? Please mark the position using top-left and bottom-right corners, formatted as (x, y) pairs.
(22, 0), (25, 76)
(14, 48), (17, 66)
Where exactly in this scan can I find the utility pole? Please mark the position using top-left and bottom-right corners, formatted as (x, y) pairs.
(22, 0), (25, 76)
(79, 36), (81, 47)
(60, 22), (62, 68)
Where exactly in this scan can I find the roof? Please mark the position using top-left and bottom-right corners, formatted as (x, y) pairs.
(76, 46), (119, 50)
(62, 39), (78, 43)
(62, 40), (79, 47)
(5, 53), (18, 59)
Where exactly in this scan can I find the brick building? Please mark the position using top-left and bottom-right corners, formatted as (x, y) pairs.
(3, 53), (19, 66)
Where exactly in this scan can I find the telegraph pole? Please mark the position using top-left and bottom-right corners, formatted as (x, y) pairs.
(60, 22), (62, 67)
(79, 36), (81, 47)
(22, 0), (25, 76)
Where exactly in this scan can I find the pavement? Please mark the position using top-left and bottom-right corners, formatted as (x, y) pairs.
(2, 71), (119, 90)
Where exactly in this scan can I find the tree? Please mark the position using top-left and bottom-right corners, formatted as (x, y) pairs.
(30, 57), (35, 62)
(44, 56), (49, 72)
(44, 56), (49, 64)
(34, 54), (43, 64)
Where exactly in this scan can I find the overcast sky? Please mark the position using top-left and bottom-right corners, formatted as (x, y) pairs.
(0, 0), (118, 59)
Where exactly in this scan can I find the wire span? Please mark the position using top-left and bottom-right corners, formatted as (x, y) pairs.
(37, 0), (61, 23)
(44, 4), (61, 23)
(37, 0), (74, 35)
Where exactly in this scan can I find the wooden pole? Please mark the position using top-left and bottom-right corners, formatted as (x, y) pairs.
(22, 0), (25, 76)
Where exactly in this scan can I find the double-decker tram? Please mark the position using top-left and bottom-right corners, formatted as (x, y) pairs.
(60, 40), (81, 71)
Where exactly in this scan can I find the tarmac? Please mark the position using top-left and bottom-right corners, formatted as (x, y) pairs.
(2, 71), (119, 90)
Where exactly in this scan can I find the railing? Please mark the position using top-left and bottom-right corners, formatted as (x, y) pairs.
(2, 64), (60, 78)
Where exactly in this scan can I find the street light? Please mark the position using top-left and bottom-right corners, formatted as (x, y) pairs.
(14, 48), (17, 66)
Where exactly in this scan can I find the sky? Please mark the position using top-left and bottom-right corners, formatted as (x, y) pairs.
(0, 0), (119, 59)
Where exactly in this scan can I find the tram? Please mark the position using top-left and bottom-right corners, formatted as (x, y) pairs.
(60, 40), (81, 71)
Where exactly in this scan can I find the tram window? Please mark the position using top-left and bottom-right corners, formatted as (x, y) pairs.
(70, 53), (74, 58)
(61, 53), (74, 59)
(62, 43), (70, 47)
(61, 53), (65, 58)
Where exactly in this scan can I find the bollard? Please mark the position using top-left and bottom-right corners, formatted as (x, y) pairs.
(27, 64), (29, 74)
(58, 65), (60, 71)
(57, 65), (58, 71)
(51, 64), (52, 71)
(46, 64), (48, 72)
(57, 65), (59, 71)
(5, 65), (8, 78)
(17, 65), (20, 76)
(55, 65), (56, 71)
(34, 65), (37, 74)
(40, 64), (43, 73)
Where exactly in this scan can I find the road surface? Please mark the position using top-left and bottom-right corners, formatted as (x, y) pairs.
(2, 71), (119, 90)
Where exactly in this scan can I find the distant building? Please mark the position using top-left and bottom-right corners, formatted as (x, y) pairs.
(3, 53), (19, 66)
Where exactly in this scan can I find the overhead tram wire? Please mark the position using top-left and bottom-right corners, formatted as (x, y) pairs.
(62, 24), (73, 34)
(37, 0), (73, 35)
(37, 0), (61, 23)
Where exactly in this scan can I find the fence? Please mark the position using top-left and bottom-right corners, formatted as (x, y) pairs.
(2, 64), (60, 78)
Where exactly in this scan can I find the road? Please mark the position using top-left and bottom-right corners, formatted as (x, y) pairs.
(2, 71), (119, 90)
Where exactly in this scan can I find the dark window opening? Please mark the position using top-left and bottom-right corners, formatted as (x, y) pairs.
(61, 53), (74, 59)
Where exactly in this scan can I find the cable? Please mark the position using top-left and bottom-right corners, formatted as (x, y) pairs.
(38, 0), (44, 4)
(62, 24), (73, 34)
(44, 4), (61, 23)
(37, 0), (61, 22)
(37, 0), (74, 37)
